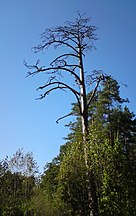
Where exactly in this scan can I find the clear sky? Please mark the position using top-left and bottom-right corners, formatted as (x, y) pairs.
(0, 0), (136, 173)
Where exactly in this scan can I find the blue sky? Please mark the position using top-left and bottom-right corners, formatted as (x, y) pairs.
(0, 0), (136, 173)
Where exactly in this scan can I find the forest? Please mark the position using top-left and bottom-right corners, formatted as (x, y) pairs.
(0, 13), (136, 216)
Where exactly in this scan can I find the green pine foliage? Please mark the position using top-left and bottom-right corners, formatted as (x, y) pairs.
(30, 76), (136, 216)
(0, 77), (135, 215)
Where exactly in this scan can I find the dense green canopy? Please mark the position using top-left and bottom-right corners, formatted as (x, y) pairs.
(1, 77), (135, 215)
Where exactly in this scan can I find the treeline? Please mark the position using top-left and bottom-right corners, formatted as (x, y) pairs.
(0, 77), (136, 215)
(0, 149), (38, 215)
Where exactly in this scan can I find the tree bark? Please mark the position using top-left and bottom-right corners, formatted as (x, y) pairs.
(26, 13), (100, 215)
(79, 45), (99, 216)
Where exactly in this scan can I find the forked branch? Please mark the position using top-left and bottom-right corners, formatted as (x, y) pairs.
(37, 86), (67, 99)
(87, 74), (105, 108)
(37, 81), (81, 110)
(50, 53), (79, 66)
(25, 60), (81, 85)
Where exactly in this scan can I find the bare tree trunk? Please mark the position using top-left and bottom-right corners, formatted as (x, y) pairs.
(26, 13), (101, 215)
(79, 46), (99, 216)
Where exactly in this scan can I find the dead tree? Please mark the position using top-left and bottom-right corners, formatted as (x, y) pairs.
(25, 13), (104, 216)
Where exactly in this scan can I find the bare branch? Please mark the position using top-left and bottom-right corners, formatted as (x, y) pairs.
(38, 81), (80, 104)
(36, 86), (67, 100)
(50, 53), (79, 66)
(46, 76), (58, 84)
(35, 38), (78, 54)
(52, 26), (79, 42)
(37, 81), (80, 95)
(64, 36), (79, 46)
(37, 80), (82, 112)
(26, 13), (100, 215)
(87, 74), (105, 108)
(25, 62), (82, 85)
(56, 112), (74, 124)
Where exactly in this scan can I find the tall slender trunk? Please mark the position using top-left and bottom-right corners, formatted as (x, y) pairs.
(78, 45), (99, 216)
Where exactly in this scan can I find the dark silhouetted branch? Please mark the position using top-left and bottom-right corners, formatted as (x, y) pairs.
(56, 112), (74, 124)
(87, 74), (105, 108)
(50, 53), (78, 66)
(37, 81), (80, 96)
(37, 81), (81, 108)
(36, 86), (67, 99)
(25, 61), (81, 85)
